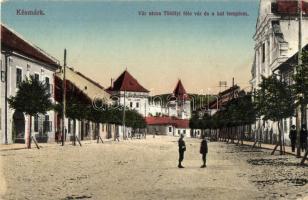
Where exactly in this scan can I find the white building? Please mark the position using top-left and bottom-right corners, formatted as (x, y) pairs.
(107, 71), (192, 137)
(0, 24), (60, 144)
(107, 70), (150, 117)
(250, 0), (308, 143)
(148, 80), (191, 119)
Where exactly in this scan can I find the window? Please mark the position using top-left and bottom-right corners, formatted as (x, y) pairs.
(34, 115), (39, 132)
(43, 115), (52, 133)
(68, 119), (71, 134)
(183, 130), (186, 134)
(102, 124), (105, 131)
(262, 43), (265, 63)
(178, 130), (180, 134)
(45, 77), (50, 93)
(169, 127), (172, 132)
(136, 102), (139, 108)
(1, 60), (4, 82)
(34, 73), (39, 81)
(130, 102), (133, 108)
(16, 68), (22, 86)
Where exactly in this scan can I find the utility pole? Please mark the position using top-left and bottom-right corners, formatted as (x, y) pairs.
(62, 49), (67, 146)
(296, 0), (302, 158)
(232, 77), (235, 99)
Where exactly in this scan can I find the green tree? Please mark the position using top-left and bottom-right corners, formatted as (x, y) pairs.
(53, 90), (89, 145)
(86, 99), (109, 143)
(293, 50), (308, 125)
(255, 75), (295, 154)
(8, 76), (52, 148)
(125, 109), (146, 130)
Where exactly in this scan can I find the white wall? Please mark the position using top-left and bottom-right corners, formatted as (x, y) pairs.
(0, 53), (57, 144)
(251, 1), (308, 144)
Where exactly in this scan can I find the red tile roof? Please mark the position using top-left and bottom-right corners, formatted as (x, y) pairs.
(1, 24), (60, 68)
(107, 70), (149, 93)
(173, 80), (189, 100)
(146, 116), (189, 128)
(276, 0), (308, 14)
(54, 75), (92, 104)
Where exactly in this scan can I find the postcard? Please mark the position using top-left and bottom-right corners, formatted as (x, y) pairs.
(0, 0), (308, 199)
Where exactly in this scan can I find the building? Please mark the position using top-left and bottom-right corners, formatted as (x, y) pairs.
(107, 70), (149, 117)
(54, 67), (115, 141)
(148, 80), (191, 119)
(107, 70), (192, 137)
(251, 0), (308, 90)
(146, 80), (191, 137)
(250, 0), (308, 143)
(146, 116), (189, 136)
(0, 24), (60, 144)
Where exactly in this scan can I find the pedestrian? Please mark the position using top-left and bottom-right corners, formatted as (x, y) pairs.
(178, 134), (186, 168)
(289, 125), (297, 152)
(200, 135), (208, 168)
(300, 124), (308, 152)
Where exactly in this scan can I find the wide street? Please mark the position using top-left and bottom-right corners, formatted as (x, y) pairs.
(0, 136), (307, 200)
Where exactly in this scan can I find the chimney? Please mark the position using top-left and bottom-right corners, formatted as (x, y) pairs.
(111, 78), (113, 88)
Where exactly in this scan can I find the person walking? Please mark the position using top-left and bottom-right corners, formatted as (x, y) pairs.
(300, 124), (308, 152)
(200, 135), (208, 168)
(289, 125), (297, 152)
(178, 134), (186, 168)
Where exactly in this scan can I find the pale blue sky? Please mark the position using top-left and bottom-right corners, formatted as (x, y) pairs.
(1, 0), (259, 94)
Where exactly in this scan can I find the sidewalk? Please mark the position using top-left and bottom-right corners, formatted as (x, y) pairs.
(0, 137), (145, 151)
(240, 140), (305, 158)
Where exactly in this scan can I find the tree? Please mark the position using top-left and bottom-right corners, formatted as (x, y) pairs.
(53, 90), (89, 145)
(8, 76), (52, 148)
(255, 75), (295, 155)
(125, 109), (146, 130)
(86, 99), (109, 143)
(293, 50), (308, 125)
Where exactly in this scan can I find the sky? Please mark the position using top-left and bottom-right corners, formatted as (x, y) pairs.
(1, 0), (259, 95)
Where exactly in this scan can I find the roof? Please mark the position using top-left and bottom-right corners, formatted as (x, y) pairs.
(1, 24), (60, 68)
(218, 85), (240, 97)
(173, 80), (189, 100)
(146, 116), (189, 128)
(276, 43), (308, 72)
(55, 68), (110, 102)
(75, 71), (105, 90)
(208, 85), (241, 109)
(107, 70), (149, 93)
(273, 0), (308, 15)
(54, 75), (92, 104)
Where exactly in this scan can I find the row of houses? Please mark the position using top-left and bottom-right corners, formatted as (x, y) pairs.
(0, 24), (192, 144)
(250, 0), (308, 143)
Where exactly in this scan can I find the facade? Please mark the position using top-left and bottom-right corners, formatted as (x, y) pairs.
(250, 0), (308, 143)
(107, 70), (150, 117)
(146, 116), (190, 137)
(251, 0), (308, 90)
(0, 24), (60, 144)
(54, 67), (114, 141)
(148, 80), (191, 119)
(107, 71), (192, 137)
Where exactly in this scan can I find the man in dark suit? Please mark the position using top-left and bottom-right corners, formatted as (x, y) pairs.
(178, 134), (186, 168)
(289, 125), (297, 152)
(200, 135), (208, 168)
(300, 124), (308, 152)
